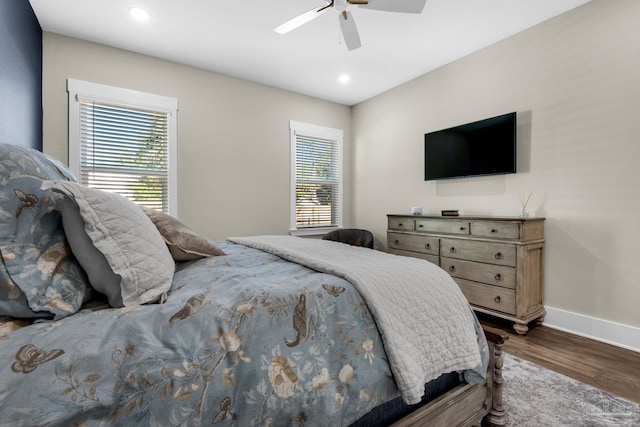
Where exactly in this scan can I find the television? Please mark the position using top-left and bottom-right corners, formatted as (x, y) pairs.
(424, 112), (516, 181)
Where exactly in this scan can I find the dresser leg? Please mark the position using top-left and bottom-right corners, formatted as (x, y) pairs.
(512, 322), (529, 335)
(534, 316), (545, 326)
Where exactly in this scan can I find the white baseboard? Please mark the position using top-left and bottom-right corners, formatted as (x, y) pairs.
(543, 306), (640, 353)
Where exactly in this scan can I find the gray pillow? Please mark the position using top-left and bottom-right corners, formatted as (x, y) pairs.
(142, 207), (225, 261)
(41, 181), (174, 307)
(60, 197), (123, 307)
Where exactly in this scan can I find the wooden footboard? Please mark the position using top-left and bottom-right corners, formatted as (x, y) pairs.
(482, 326), (509, 427)
(392, 326), (509, 427)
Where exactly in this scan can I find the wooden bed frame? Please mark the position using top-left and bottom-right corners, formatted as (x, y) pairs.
(393, 326), (509, 427)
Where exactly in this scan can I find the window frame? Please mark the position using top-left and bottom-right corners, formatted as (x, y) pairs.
(67, 79), (178, 216)
(289, 120), (343, 236)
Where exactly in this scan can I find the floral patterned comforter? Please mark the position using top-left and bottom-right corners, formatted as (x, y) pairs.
(0, 241), (484, 426)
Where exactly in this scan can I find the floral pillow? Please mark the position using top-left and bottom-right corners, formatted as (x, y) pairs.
(0, 142), (91, 319)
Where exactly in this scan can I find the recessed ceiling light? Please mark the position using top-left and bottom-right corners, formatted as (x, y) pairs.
(339, 74), (350, 84)
(130, 7), (149, 22)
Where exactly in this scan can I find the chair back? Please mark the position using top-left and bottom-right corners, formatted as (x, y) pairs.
(322, 229), (374, 249)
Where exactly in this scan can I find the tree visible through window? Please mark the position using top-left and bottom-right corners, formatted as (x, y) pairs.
(68, 79), (178, 215)
(290, 121), (343, 231)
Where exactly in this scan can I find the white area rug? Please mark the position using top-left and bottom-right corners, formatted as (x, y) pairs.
(503, 353), (640, 426)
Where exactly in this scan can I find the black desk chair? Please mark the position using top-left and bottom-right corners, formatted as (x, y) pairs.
(322, 228), (374, 249)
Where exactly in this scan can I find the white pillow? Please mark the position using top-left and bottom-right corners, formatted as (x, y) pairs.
(41, 181), (174, 306)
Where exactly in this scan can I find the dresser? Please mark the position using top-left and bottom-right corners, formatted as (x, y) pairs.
(387, 214), (545, 334)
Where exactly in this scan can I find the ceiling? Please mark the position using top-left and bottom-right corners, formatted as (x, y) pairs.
(29, 0), (591, 106)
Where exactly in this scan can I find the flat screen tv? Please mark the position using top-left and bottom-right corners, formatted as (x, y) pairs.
(424, 112), (516, 181)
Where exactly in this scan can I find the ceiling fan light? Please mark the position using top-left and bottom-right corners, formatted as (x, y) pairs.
(339, 74), (350, 84)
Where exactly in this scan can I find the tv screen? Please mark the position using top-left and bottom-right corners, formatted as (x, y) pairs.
(424, 112), (516, 181)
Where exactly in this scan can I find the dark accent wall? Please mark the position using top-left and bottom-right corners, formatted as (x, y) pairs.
(0, 0), (43, 151)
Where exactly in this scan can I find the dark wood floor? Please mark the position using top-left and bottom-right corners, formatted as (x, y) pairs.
(478, 314), (640, 404)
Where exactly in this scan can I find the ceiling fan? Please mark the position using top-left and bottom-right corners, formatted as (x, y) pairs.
(274, 0), (427, 51)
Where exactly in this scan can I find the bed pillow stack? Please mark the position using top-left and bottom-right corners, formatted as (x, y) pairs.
(1, 142), (224, 317)
(41, 181), (176, 308)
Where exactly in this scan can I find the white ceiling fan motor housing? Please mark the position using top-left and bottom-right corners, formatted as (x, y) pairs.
(335, 0), (348, 13)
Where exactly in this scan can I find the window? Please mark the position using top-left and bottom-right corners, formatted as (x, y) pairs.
(67, 79), (178, 215)
(290, 120), (343, 234)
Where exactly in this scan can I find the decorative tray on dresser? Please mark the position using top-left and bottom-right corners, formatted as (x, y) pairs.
(387, 214), (545, 335)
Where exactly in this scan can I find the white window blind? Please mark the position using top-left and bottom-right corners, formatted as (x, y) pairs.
(290, 121), (343, 232)
(68, 79), (178, 215)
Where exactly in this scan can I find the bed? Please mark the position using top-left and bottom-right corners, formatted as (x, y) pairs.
(0, 141), (508, 426)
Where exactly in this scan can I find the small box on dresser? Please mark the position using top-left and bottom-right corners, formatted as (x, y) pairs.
(387, 214), (545, 335)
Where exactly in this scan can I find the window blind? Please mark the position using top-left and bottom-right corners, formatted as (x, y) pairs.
(294, 134), (340, 228)
(77, 100), (170, 213)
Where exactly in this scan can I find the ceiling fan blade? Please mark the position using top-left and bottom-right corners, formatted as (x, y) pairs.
(358, 0), (426, 13)
(274, 4), (331, 34)
(339, 11), (361, 51)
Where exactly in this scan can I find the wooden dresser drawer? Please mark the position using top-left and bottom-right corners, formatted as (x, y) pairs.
(389, 248), (439, 266)
(415, 219), (470, 236)
(440, 238), (516, 267)
(387, 213), (545, 335)
(388, 232), (439, 256)
(440, 258), (516, 289)
(388, 217), (415, 231)
(470, 221), (519, 240)
(455, 279), (516, 315)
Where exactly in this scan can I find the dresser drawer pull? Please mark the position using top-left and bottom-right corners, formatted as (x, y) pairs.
(495, 252), (503, 260)
(398, 223), (403, 227)
(460, 227), (466, 231)
(448, 265), (456, 273)
(394, 240), (400, 245)
(425, 243), (431, 249)
(494, 296), (502, 304)
(418, 224), (424, 228)
(491, 229), (497, 233)
(495, 273), (502, 281)
(449, 247), (456, 254)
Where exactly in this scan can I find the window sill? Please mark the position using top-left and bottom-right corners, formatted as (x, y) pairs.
(289, 227), (341, 238)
